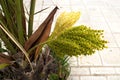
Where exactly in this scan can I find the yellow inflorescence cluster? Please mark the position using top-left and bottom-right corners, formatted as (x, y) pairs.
(48, 25), (107, 57)
(50, 12), (80, 39)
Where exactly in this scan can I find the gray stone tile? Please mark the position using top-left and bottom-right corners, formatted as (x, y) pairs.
(70, 67), (90, 75)
(87, 8), (102, 17)
(104, 33), (116, 43)
(40, 0), (53, 6)
(107, 76), (120, 80)
(78, 52), (102, 66)
(108, 23), (120, 33)
(90, 67), (116, 74)
(68, 76), (80, 80)
(81, 76), (106, 80)
(115, 68), (120, 74)
(69, 56), (78, 67)
(100, 8), (117, 17)
(115, 7), (120, 16)
(107, 42), (118, 48)
(90, 16), (106, 23)
(116, 43), (120, 47)
(105, 16), (120, 23)
(99, 48), (120, 66)
(83, 0), (106, 8)
(70, 0), (84, 7)
(58, 0), (70, 6)
(90, 22), (111, 32)
(109, 0), (120, 7)
(113, 33), (120, 43)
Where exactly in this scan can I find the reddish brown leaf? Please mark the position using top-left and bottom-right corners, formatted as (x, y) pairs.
(34, 16), (54, 61)
(24, 6), (58, 51)
(0, 53), (13, 64)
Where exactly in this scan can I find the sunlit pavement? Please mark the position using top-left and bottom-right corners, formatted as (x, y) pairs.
(67, 0), (120, 80)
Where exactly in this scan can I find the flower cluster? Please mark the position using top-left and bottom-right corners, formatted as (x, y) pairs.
(50, 12), (80, 39)
(48, 25), (107, 57)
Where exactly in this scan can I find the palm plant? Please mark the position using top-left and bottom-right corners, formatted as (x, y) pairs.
(0, 0), (107, 80)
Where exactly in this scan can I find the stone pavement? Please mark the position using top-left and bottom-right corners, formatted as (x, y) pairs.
(67, 0), (120, 80)
(24, 0), (120, 80)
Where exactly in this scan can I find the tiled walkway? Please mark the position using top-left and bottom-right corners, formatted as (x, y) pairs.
(67, 0), (120, 80)
(25, 0), (120, 80)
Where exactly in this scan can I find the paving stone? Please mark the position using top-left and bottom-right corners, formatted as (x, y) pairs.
(104, 33), (116, 43)
(90, 16), (105, 23)
(69, 56), (78, 66)
(90, 22), (111, 32)
(68, 76), (80, 80)
(107, 42), (118, 48)
(107, 76), (120, 80)
(87, 8), (102, 17)
(70, 0), (84, 7)
(109, 0), (120, 7)
(115, 68), (120, 74)
(78, 52), (102, 66)
(100, 8), (117, 17)
(113, 33), (120, 43)
(117, 43), (120, 48)
(105, 16), (120, 23)
(83, 0), (106, 8)
(90, 67), (116, 74)
(108, 23), (120, 33)
(80, 76), (106, 80)
(57, 0), (70, 6)
(71, 67), (90, 75)
(99, 48), (120, 66)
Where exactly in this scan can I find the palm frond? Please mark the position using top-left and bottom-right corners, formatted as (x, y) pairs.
(0, 23), (33, 71)
(0, 28), (17, 54)
(0, 0), (16, 36)
(15, 0), (25, 45)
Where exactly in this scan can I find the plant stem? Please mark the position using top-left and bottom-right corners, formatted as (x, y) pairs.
(28, 0), (36, 38)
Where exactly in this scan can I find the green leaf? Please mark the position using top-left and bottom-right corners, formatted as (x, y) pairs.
(0, 0), (16, 35)
(0, 27), (17, 54)
(0, 48), (8, 53)
(0, 0), (27, 54)
(49, 73), (59, 80)
(15, 0), (25, 45)
(0, 63), (9, 70)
